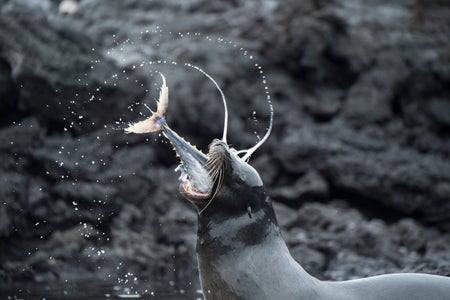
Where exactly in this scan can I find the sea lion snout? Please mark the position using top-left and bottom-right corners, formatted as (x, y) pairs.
(206, 139), (263, 190)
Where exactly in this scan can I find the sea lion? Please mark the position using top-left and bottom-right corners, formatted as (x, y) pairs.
(126, 74), (450, 300)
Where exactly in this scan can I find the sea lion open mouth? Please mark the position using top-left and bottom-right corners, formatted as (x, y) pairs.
(162, 125), (212, 202)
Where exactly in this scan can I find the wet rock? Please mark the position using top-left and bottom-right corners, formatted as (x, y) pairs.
(302, 88), (345, 122)
(0, 206), (11, 237)
(342, 59), (409, 123)
(0, 172), (28, 237)
(0, 3), (147, 135)
(156, 201), (198, 264)
(251, 153), (279, 186)
(267, 2), (355, 87)
(1, 0), (450, 288)
(30, 135), (112, 181)
(275, 123), (450, 229)
(99, 144), (157, 180)
(0, 58), (19, 126)
(0, 117), (41, 152)
(272, 170), (329, 205)
(281, 201), (450, 280)
(272, 202), (298, 229)
(52, 181), (117, 202)
(290, 245), (328, 279)
(48, 181), (120, 226)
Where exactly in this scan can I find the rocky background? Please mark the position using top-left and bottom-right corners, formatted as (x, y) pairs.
(1, 0), (450, 289)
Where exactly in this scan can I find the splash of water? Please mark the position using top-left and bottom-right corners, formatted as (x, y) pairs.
(105, 29), (274, 160)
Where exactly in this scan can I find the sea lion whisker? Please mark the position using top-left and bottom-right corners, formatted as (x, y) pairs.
(186, 64), (229, 144)
(199, 166), (224, 215)
(192, 62), (274, 160)
(207, 154), (225, 176)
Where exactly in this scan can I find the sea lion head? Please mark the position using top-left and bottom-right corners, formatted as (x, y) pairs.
(201, 138), (265, 218)
(166, 128), (264, 217)
(206, 139), (263, 194)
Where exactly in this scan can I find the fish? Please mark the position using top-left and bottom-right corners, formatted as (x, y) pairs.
(124, 73), (169, 134)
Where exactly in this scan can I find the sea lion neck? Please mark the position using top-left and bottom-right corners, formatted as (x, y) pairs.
(196, 141), (281, 247)
(195, 190), (319, 300)
(197, 188), (281, 248)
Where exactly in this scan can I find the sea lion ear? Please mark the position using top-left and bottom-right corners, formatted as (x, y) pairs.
(246, 205), (252, 218)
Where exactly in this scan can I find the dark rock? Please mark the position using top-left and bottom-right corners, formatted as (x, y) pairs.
(281, 201), (450, 280)
(272, 202), (298, 229)
(157, 201), (197, 245)
(302, 88), (345, 122)
(0, 3), (147, 135)
(267, 2), (356, 87)
(0, 57), (19, 126)
(272, 170), (329, 205)
(52, 181), (117, 203)
(0, 172), (27, 237)
(99, 144), (157, 179)
(290, 245), (327, 279)
(0, 117), (41, 152)
(275, 123), (450, 229)
(1, 0), (450, 289)
(342, 58), (410, 123)
(251, 153), (279, 186)
(30, 133), (113, 181)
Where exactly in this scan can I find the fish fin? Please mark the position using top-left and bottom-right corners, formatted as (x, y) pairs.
(156, 73), (168, 116)
(124, 73), (169, 134)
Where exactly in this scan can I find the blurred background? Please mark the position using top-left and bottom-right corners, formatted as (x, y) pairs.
(1, 0), (449, 298)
